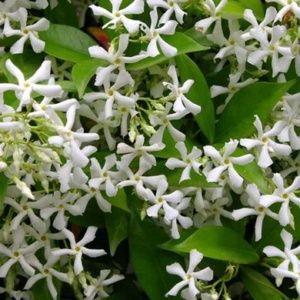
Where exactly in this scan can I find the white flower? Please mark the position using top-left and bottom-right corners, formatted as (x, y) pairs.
(141, 8), (178, 57)
(241, 7), (276, 41)
(84, 70), (135, 119)
(89, 34), (146, 86)
(210, 20), (248, 73)
(149, 103), (187, 143)
(24, 255), (70, 299)
(265, 0), (300, 22)
(164, 65), (201, 114)
(117, 134), (165, 167)
(146, 178), (183, 222)
(79, 102), (118, 150)
(147, 0), (187, 24)
(4, 196), (44, 231)
(90, 0), (144, 34)
(84, 270), (124, 299)
(3, 7), (49, 54)
(0, 228), (41, 277)
(35, 191), (88, 230)
(89, 155), (118, 198)
(240, 115), (292, 168)
(23, 221), (64, 257)
(169, 197), (193, 239)
(204, 140), (254, 190)
(264, 229), (300, 289)
(166, 141), (202, 182)
(197, 197), (233, 226)
(232, 184), (278, 241)
(274, 102), (300, 150)
(117, 160), (165, 199)
(247, 25), (293, 77)
(28, 97), (78, 124)
(52, 226), (106, 275)
(194, 0), (227, 33)
(0, 59), (63, 111)
(166, 249), (213, 300)
(260, 173), (300, 227)
(48, 103), (99, 168)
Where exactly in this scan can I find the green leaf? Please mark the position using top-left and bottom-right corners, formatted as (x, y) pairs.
(184, 27), (214, 48)
(238, 0), (264, 20)
(44, 0), (78, 27)
(129, 217), (182, 300)
(127, 32), (208, 71)
(167, 169), (219, 188)
(105, 207), (128, 256)
(235, 161), (272, 194)
(233, 148), (273, 194)
(0, 173), (8, 211)
(215, 81), (295, 143)
(222, 0), (264, 20)
(241, 267), (288, 300)
(171, 225), (259, 264)
(108, 189), (130, 212)
(72, 59), (106, 97)
(176, 54), (215, 143)
(222, 1), (246, 18)
(58, 80), (77, 93)
(40, 24), (97, 63)
(32, 278), (61, 300)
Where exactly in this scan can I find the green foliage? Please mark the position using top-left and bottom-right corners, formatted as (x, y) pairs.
(163, 225), (259, 264)
(129, 216), (182, 300)
(105, 207), (129, 256)
(215, 81), (295, 143)
(241, 267), (288, 300)
(223, 0), (264, 20)
(127, 32), (209, 71)
(176, 54), (215, 143)
(40, 24), (97, 63)
(72, 59), (107, 97)
(0, 173), (8, 211)
(44, 0), (78, 27)
(233, 148), (273, 194)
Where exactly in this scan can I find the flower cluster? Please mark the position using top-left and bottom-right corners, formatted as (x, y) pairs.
(1, 0), (300, 299)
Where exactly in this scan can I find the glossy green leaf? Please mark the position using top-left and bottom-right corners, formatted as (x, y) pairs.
(0, 173), (8, 211)
(40, 24), (97, 63)
(176, 54), (215, 143)
(238, 0), (264, 20)
(167, 169), (219, 188)
(32, 278), (61, 300)
(172, 225), (259, 264)
(105, 207), (128, 256)
(72, 59), (106, 97)
(129, 217), (182, 300)
(222, 0), (264, 20)
(58, 80), (77, 93)
(108, 189), (130, 212)
(241, 267), (288, 300)
(215, 81), (295, 143)
(222, 1), (246, 18)
(233, 148), (273, 194)
(127, 32), (208, 71)
(184, 28), (214, 48)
